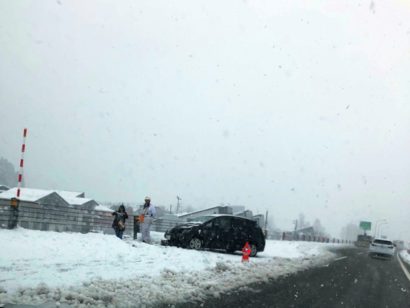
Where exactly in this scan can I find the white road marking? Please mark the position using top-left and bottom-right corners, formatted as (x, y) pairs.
(357, 252), (363, 255)
(397, 253), (410, 282)
(335, 256), (348, 261)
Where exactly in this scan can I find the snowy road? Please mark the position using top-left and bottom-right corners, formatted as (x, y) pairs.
(173, 247), (410, 308)
(0, 228), (346, 307)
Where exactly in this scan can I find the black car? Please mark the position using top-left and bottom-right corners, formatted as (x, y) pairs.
(162, 215), (265, 257)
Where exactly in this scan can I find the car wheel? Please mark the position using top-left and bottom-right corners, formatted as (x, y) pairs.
(189, 237), (202, 250)
(250, 243), (258, 257)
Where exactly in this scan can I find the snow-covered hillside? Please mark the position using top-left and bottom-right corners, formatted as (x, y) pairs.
(0, 228), (346, 307)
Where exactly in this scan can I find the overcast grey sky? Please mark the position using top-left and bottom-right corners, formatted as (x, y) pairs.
(1, 0), (410, 238)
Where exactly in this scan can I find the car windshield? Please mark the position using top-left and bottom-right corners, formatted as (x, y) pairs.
(1, 1), (410, 307)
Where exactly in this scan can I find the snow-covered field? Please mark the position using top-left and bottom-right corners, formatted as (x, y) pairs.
(400, 249), (410, 266)
(0, 228), (346, 307)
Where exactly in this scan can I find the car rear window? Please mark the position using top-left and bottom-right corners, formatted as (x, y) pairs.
(374, 240), (393, 245)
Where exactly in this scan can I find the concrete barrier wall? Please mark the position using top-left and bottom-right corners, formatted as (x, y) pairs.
(0, 199), (180, 236)
(0, 199), (131, 235)
(280, 231), (352, 244)
(151, 218), (180, 233)
(0, 202), (12, 228)
(0, 201), (353, 243)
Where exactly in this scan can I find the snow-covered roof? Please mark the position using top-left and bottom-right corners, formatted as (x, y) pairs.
(55, 190), (92, 205)
(56, 190), (84, 200)
(63, 196), (94, 206)
(0, 187), (53, 202)
(0, 187), (97, 206)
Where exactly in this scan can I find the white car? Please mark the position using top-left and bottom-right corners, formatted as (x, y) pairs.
(368, 238), (395, 259)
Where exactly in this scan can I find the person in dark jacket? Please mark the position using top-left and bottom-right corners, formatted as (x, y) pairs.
(112, 204), (128, 239)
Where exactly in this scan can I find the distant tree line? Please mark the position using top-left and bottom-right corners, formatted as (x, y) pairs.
(0, 157), (19, 187)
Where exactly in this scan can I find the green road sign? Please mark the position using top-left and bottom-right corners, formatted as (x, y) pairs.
(360, 221), (371, 231)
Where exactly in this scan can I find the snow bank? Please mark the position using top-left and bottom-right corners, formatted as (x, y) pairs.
(94, 204), (113, 212)
(0, 228), (344, 307)
(400, 249), (410, 265)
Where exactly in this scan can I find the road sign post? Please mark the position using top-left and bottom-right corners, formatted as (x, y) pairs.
(359, 221), (371, 234)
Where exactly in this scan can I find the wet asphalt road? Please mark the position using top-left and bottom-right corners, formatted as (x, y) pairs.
(172, 247), (410, 308)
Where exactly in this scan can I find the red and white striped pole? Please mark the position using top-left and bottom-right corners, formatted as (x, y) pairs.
(16, 128), (28, 199)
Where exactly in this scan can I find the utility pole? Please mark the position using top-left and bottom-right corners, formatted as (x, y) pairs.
(176, 196), (181, 214)
(9, 128), (28, 229)
(264, 210), (269, 239)
(264, 210), (268, 230)
(293, 219), (298, 240)
(374, 219), (387, 238)
(377, 221), (388, 238)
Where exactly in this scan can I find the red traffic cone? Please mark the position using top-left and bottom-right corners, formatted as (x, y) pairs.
(242, 242), (251, 262)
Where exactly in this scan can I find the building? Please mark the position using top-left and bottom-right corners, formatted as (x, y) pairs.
(0, 185), (9, 193)
(253, 214), (265, 228)
(174, 206), (265, 227)
(235, 210), (254, 219)
(0, 187), (98, 209)
(229, 205), (246, 214)
(296, 226), (315, 236)
(177, 206), (233, 222)
(57, 190), (98, 209)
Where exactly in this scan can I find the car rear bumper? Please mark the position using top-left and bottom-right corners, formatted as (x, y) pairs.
(369, 247), (394, 257)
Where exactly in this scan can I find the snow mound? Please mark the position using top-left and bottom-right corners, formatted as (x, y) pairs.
(400, 249), (410, 266)
(0, 228), (344, 307)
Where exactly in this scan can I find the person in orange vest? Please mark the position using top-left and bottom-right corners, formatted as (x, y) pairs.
(242, 242), (251, 262)
(140, 196), (156, 243)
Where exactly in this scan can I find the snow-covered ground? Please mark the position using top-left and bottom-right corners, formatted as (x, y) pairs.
(400, 249), (410, 266)
(0, 228), (347, 307)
